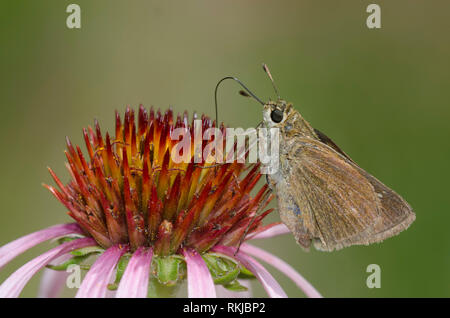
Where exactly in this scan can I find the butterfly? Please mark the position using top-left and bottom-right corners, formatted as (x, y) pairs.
(217, 64), (416, 251)
(260, 64), (415, 251)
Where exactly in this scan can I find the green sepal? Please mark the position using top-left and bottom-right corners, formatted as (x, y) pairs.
(45, 254), (91, 271)
(202, 253), (240, 285)
(57, 236), (79, 245)
(107, 254), (131, 291)
(153, 255), (185, 286)
(223, 280), (249, 292)
(45, 245), (103, 272)
(238, 265), (256, 279)
(70, 246), (104, 257)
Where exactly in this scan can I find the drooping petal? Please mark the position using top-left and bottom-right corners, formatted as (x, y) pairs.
(37, 254), (72, 298)
(0, 223), (83, 270)
(246, 223), (290, 240)
(116, 247), (153, 298)
(183, 248), (216, 298)
(76, 244), (128, 298)
(216, 279), (253, 298)
(212, 245), (287, 298)
(0, 237), (95, 298)
(240, 244), (322, 298)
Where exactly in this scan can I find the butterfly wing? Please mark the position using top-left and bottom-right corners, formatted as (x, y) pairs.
(276, 137), (415, 251)
(313, 129), (416, 242)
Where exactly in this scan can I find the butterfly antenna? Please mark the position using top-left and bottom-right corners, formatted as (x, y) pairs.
(215, 76), (265, 126)
(262, 63), (281, 100)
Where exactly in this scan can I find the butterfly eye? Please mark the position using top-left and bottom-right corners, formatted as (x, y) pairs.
(270, 109), (284, 123)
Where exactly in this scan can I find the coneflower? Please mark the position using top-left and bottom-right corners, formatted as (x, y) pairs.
(0, 106), (321, 298)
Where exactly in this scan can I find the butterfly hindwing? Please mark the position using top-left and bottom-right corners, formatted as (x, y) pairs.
(313, 129), (415, 241)
(278, 137), (414, 251)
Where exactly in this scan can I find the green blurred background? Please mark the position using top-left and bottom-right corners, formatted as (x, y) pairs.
(1, 1), (449, 297)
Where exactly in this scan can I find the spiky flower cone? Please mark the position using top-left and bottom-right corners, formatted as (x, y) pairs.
(45, 106), (273, 255)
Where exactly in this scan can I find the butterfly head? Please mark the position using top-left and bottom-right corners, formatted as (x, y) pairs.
(263, 100), (295, 128)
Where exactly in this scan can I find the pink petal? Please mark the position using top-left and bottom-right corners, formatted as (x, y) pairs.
(76, 245), (128, 298)
(0, 223), (83, 270)
(212, 245), (287, 298)
(240, 244), (322, 298)
(247, 223), (290, 240)
(38, 254), (72, 298)
(116, 247), (153, 298)
(183, 248), (216, 298)
(0, 237), (95, 298)
(216, 279), (253, 298)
